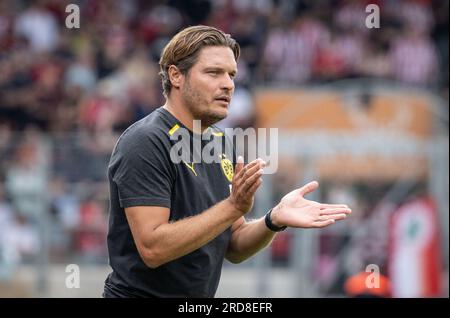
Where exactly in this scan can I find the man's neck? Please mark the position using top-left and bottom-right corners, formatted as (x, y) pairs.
(163, 99), (209, 134)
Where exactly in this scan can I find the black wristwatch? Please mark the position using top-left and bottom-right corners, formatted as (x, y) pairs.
(265, 209), (287, 232)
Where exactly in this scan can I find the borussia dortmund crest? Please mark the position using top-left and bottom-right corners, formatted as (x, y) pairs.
(220, 154), (234, 182)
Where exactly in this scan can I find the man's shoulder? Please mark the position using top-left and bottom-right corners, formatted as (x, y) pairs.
(114, 109), (172, 153)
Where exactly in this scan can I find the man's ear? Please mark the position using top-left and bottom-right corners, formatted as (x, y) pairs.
(168, 65), (183, 90)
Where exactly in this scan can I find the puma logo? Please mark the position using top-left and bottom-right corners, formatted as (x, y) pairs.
(183, 161), (197, 176)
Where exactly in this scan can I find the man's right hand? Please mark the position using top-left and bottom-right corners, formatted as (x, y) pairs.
(228, 156), (265, 216)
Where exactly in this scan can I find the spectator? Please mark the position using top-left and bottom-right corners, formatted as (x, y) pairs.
(389, 24), (439, 85)
(262, 18), (315, 84)
(14, 1), (59, 53)
(4, 131), (50, 223)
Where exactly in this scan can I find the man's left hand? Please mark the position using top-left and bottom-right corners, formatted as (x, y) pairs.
(270, 181), (352, 228)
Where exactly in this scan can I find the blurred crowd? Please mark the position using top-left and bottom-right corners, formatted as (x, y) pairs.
(0, 0), (448, 295)
(0, 0), (448, 134)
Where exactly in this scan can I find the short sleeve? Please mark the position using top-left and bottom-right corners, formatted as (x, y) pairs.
(110, 132), (175, 209)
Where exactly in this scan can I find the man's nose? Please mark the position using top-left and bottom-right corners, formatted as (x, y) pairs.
(221, 75), (234, 91)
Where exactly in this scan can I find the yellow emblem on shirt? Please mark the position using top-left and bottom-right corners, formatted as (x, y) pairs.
(220, 154), (234, 182)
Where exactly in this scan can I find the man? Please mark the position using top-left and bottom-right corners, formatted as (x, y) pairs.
(103, 25), (351, 298)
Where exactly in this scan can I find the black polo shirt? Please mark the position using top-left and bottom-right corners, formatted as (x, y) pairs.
(104, 106), (236, 298)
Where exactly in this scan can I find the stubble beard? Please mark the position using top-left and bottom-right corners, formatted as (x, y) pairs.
(182, 79), (227, 128)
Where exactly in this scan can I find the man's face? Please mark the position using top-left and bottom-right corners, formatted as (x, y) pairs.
(181, 46), (237, 127)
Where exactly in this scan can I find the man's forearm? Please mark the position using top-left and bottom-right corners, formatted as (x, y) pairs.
(143, 198), (240, 268)
(226, 216), (277, 263)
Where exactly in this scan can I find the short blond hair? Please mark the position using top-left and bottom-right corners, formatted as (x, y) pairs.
(158, 25), (240, 97)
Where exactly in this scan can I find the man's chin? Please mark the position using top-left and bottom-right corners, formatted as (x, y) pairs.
(207, 108), (228, 123)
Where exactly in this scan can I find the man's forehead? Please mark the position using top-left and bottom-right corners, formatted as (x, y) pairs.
(196, 46), (237, 69)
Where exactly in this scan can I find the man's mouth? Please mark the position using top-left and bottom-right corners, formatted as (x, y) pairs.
(214, 95), (231, 105)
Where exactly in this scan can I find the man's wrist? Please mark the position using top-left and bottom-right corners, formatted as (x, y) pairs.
(225, 197), (246, 219)
(270, 205), (285, 227)
(265, 206), (287, 232)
